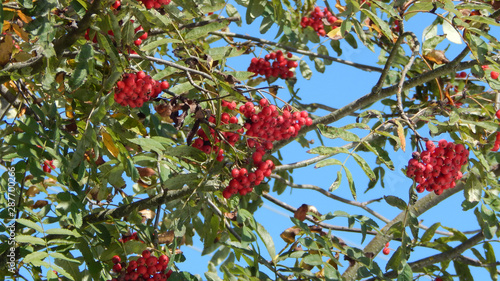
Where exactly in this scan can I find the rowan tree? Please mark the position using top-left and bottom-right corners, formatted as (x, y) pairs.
(0, 0), (499, 280)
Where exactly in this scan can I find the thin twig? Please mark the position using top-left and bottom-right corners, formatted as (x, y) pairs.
(262, 193), (379, 235)
(209, 31), (385, 73)
(269, 174), (391, 224)
(362, 231), (486, 281)
(394, 32), (422, 139)
(271, 46), (474, 152)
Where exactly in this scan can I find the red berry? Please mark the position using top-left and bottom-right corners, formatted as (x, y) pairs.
(496, 109), (500, 119)
(491, 71), (499, 80)
(142, 250), (151, 259)
(113, 263), (122, 272)
(382, 247), (390, 255)
(112, 255), (121, 264)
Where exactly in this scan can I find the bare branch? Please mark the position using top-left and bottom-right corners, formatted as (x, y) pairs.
(209, 31), (385, 73)
(272, 47), (475, 152)
(362, 232), (486, 281)
(262, 193), (379, 236)
(269, 173), (391, 224)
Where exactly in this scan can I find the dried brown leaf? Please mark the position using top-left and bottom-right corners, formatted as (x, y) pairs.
(280, 226), (301, 244)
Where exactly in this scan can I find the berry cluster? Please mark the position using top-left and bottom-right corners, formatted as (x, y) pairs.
(492, 109), (500, 151)
(191, 99), (312, 197)
(42, 160), (55, 173)
(455, 71), (467, 78)
(108, 250), (172, 281)
(118, 232), (142, 243)
(84, 22), (148, 49)
(136, 0), (171, 9)
(247, 51), (298, 79)
(113, 71), (169, 108)
(406, 140), (469, 195)
(300, 6), (338, 37)
(191, 98), (312, 198)
(382, 242), (390, 255)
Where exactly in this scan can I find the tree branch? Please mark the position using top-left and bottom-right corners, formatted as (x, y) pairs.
(209, 31), (385, 73)
(362, 231), (486, 281)
(262, 193), (379, 236)
(82, 185), (216, 228)
(269, 174), (390, 224)
(272, 47), (474, 152)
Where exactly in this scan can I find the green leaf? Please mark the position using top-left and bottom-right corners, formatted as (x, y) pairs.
(483, 242), (498, 281)
(313, 58), (325, 73)
(128, 137), (165, 154)
(330, 40), (342, 56)
(315, 158), (342, 168)
(329, 171), (342, 191)
(256, 222), (276, 262)
(363, 141), (394, 170)
(397, 262), (413, 281)
(345, 166), (356, 200)
(164, 173), (202, 190)
(68, 44), (92, 89)
(246, 0), (266, 24)
(50, 252), (80, 263)
(384, 196), (407, 211)
(421, 222), (440, 243)
(453, 261), (473, 281)
(386, 246), (403, 271)
(361, 9), (393, 40)
(51, 263), (75, 280)
(318, 124), (360, 142)
(141, 38), (182, 52)
(352, 153), (375, 181)
(23, 251), (49, 264)
(443, 17), (462, 44)
(16, 234), (46, 245)
(164, 145), (207, 162)
(303, 253), (323, 266)
(308, 146), (349, 155)
(299, 60), (313, 80)
(185, 21), (229, 40)
(423, 35), (447, 53)
(16, 218), (44, 233)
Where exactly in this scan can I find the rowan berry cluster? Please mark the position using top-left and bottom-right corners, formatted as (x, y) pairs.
(300, 6), (338, 37)
(42, 160), (55, 173)
(491, 109), (500, 151)
(406, 140), (469, 195)
(191, 98), (312, 198)
(118, 232), (141, 243)
(247, 51), (297, 79)
(224, 159), (274, 198)
(108, 250), (172, 281)
(85, 22), (148, 49)
(114, 71), (169, 108)
(136, 0), (171, 9)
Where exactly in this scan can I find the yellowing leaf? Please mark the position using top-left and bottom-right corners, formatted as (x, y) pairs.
(17, 11), (33, 23)
(335, 0), (346, 13)
(0, 34), (14, 66)
(327, 27), (343, 40)
(396, 121), (406, 152)
(12, 23), (29, 42)
(26, 186), (40, 197)
(102, 131), (119, 158)
(2, 21), (11, 33)
(423, 50), (450, 65)
(280, 226), (301, 244)
(139, 209), (155, 220)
